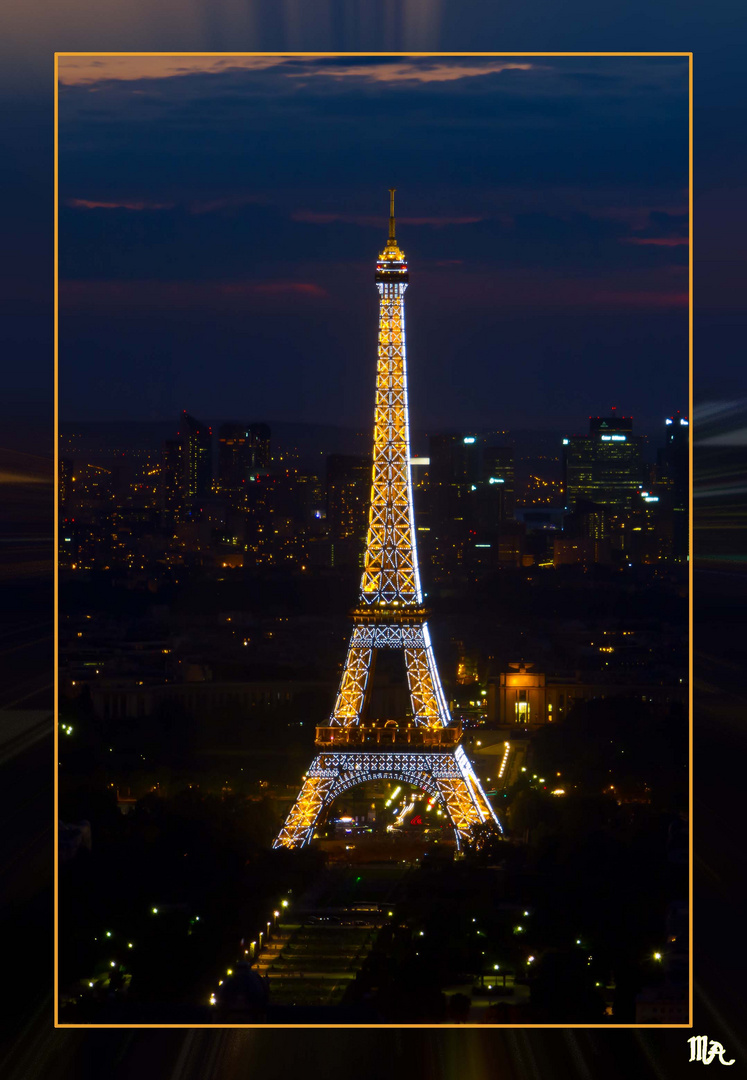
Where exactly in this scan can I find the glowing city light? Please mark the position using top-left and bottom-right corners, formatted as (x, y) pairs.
(498, 742), (510, 779)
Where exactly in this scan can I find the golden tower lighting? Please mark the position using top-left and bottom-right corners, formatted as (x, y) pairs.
(274, 191), (501, 850)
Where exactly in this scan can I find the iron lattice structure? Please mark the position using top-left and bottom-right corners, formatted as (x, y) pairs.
(275, 192), (500, 850)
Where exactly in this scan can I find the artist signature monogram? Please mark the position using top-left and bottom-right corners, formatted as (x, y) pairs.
(688, 1037), (735, 1065)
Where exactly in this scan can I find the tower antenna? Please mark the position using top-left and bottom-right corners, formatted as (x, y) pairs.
(388, 187), (396, 242)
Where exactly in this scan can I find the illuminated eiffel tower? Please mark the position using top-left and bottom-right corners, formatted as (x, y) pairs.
(274, 191), (501, 851)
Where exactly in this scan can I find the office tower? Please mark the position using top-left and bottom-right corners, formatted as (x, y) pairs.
(161, 438), (183, 517)
(658, 413), (689, 510)
(563, 410), (646, 510)
(480, 445), (515, 524)
(179, 411), (212, 501)
(59, 457), (74, 512)
(218, 423), (271, 498)
(657, 413), (690, 561)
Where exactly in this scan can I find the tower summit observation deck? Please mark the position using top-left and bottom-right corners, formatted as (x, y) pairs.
(275, 191), (501, 850)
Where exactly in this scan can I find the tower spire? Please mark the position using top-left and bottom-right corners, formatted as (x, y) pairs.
(380, 188), (405, 263)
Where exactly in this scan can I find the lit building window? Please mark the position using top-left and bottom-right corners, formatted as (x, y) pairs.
(515, 689), (529, 723)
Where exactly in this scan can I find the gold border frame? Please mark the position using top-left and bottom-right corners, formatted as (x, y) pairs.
(54, 50), (694, 1030)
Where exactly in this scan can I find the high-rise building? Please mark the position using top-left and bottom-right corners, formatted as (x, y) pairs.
(657, 413), (689, 510)
(426, 435), (516, 575)
(428, 434), (480, 519)
(655, 413), (689, 561)
(326, 454), (372, 540)
(426, 434), (477, 576)
(428, 436), (514, 521)
(59, 458), (74, 512)
(427, 433), (480, 558)
(479, 445), (515, 524)
(271, 469), (324, 566)
(218, 423), (271, 499)
(179, 411), (212, 501)
(161, 438), (183, 517)
(563, 411), (646, 510)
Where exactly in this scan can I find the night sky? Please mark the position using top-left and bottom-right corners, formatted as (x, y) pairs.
(56, 54), (689, 438)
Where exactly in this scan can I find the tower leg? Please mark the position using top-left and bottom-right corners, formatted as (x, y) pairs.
(273, 772), (334, 849)
(329, 641), (373, 723)
(432, 745), (500, 848)
(404, 623), (450, 725)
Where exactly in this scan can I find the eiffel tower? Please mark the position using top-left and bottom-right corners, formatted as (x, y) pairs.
(274, 191), (501, 851)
